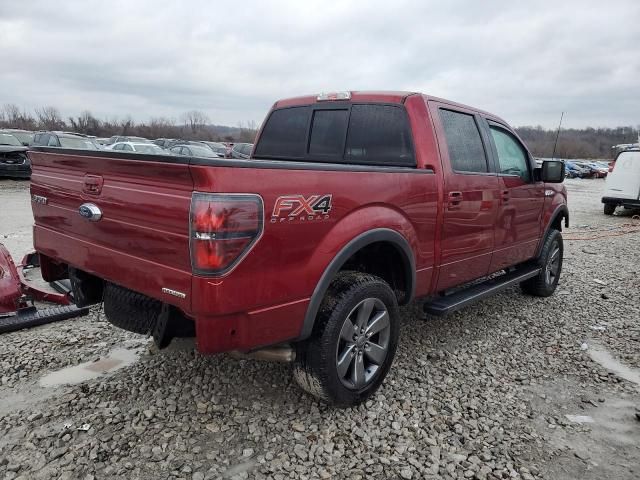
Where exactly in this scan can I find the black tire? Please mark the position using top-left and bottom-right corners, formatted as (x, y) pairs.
(103, 282), (161, 334)
(603, 203), (616, 215)
(293, 272), (399, 407)
(521, 229), (563, 297)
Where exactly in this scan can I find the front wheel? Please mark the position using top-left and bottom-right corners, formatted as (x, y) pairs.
(603, 203), (616, 215)
(521, 229), (563, 297)
(293, 272), (399, 407)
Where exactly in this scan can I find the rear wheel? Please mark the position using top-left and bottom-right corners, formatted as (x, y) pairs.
(603, 203), (616, 215)
(521, 229), (563, 297)
(293, 272), (399, 407)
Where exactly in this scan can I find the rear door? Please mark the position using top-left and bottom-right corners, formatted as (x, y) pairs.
(484, 120), (544, 271)
(428, 102), (499, 291)
(604, 151), (640, 200)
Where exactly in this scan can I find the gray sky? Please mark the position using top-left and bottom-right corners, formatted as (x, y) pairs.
(1, 0), (639, 129)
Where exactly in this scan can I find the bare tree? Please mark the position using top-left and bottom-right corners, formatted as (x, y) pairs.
(119, 115), (134, 135)
(237, 120), (259, 143)
(1, 104), (36, 130)
(68, 111), (101, 135)
(181, 110), (209, 135)
(35, 106), (65, 130)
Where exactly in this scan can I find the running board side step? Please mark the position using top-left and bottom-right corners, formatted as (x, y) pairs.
(423, 266), (541, 317)
(0, 305), (90, 334)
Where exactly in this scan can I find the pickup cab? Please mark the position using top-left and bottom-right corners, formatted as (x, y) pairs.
(28, 91), (568, 406)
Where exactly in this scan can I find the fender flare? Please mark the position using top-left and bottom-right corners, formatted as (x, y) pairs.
(298, 228), (415, 341)
(536, 204), (569, 257)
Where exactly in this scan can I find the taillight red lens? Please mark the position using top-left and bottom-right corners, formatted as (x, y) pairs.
(190, 194), (263, 275)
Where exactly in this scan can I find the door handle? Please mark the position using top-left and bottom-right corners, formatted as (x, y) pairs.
(448, 191), (463, 209)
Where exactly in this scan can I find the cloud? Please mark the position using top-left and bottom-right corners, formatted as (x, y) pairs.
(0, 0), (638, 128)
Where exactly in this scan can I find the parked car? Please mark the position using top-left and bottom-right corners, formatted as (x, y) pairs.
(152, 138), (179, 149)
(199, 141), (229, 157)
(573, 160), (607, 178)
(27, 91), (567, 406)
(168, 143), (220, 158)
(564, 161), (590, 178)
(31, 132), (99, 150)
(106, 135), (151, 145)
(602, 148), (640, 215)
(109, 142), (167, 155)
(230, 143), (253, 159)
(0, 133), (30, 178)
(0, 129), (34, 146)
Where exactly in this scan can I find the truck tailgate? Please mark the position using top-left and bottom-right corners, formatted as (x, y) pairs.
(28, 148), (194, 312)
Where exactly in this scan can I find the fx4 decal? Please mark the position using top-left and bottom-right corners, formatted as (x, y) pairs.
(271, 194), (332, 223)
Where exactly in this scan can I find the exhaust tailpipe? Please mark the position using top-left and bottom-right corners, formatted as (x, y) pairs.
(229, 346), (296, 363)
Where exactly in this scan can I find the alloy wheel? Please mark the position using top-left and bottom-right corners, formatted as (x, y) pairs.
(336, 298), (391, 389)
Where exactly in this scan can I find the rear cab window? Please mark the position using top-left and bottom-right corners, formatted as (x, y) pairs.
(254, 103), (415, 167)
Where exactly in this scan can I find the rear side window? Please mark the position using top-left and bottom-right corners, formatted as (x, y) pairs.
(345, 105), (413, 166)
(439, 109), (488, 173)
(254, 107), (309, 158)
(255, 104), (414, 166)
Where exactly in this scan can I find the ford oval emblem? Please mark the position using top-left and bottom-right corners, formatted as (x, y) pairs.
(79, 203), (102, 221)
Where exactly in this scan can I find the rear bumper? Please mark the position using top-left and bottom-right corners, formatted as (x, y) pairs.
(0, 163), (31, 178)
(34, 225), (307, 354)
(34, 225), (192, 313)
(602, 196), (640, 208)
(194, 298), (308, 354)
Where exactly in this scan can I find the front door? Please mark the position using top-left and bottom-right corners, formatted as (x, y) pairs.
(484, 120), (545, 272)
(429, 103), (500, 291)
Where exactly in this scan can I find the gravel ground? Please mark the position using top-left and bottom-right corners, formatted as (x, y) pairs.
(1, 178), (639, 480)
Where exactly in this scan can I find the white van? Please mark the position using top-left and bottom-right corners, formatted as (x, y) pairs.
(602, 149), (640, 215)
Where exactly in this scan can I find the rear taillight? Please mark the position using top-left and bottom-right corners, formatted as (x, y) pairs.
(190, 193), (263, 275)
(609, 161), (615, 172)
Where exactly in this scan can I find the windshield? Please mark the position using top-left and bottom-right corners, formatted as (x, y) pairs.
(133, 144), (164, 154)
(190, 145), (218, 157)
(0, 133), (22, 146)
(7, 131), (33, 145)
(59, 137), (99, 150)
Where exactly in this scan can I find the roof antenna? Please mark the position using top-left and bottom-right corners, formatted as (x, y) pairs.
(551, 112), (564, 160)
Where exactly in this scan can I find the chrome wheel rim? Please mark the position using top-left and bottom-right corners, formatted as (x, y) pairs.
(336, 298), (390, 390)
(545, 242), (561, 286)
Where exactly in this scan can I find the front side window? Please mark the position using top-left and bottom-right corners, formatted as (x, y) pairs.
(439, 109), (488, 173)
(490, 126), (530, 182)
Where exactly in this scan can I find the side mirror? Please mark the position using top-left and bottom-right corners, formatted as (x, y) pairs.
(540, 160), (565, 183)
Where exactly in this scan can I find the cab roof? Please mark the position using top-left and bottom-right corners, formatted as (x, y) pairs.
(272, 90), (503, 122)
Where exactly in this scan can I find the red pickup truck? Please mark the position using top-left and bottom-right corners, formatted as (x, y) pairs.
(28, 91), (568, 406)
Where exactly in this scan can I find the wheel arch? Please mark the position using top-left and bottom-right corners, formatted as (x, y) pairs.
(298, 228), (415, 341)
(536, 204), (569, 257)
